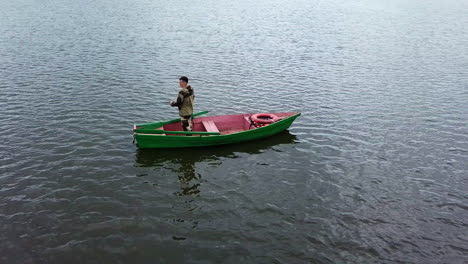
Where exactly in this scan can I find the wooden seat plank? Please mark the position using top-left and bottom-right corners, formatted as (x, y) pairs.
(202, 120), (220, 133)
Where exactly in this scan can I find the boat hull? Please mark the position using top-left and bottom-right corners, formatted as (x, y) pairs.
(133, 112), (300, 149)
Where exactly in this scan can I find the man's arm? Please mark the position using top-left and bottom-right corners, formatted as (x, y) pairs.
(170, 92), (183, 107)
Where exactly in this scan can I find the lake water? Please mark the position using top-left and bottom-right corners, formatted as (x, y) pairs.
(1, 0), (467, 263)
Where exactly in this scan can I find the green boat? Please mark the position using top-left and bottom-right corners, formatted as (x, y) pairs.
(133, 111), (301, 149)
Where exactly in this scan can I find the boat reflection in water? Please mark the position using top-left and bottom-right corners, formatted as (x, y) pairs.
(134, 131), (298, 196)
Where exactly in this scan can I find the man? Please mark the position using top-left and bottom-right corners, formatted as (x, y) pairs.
(170, 76), (195, 131)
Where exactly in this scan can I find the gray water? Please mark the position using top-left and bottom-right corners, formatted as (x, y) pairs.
(1, 0), (468, 263)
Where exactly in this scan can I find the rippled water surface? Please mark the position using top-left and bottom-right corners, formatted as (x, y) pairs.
(1, 0), (468, 263)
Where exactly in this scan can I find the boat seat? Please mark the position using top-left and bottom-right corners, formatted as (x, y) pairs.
(202, 120), (219, 133)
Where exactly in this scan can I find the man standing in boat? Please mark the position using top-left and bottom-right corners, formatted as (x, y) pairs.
(170, 76), (195, 131)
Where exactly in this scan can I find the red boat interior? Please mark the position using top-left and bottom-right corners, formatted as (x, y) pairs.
(158, 112), (297, 135)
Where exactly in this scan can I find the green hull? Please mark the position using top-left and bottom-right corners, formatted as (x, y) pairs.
(133, 113), (301, 149)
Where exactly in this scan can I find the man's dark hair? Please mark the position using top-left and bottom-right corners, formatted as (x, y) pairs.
(179, 76), (189, 83)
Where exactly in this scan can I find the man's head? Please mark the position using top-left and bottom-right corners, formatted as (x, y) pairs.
(179, 76), (189, 88)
